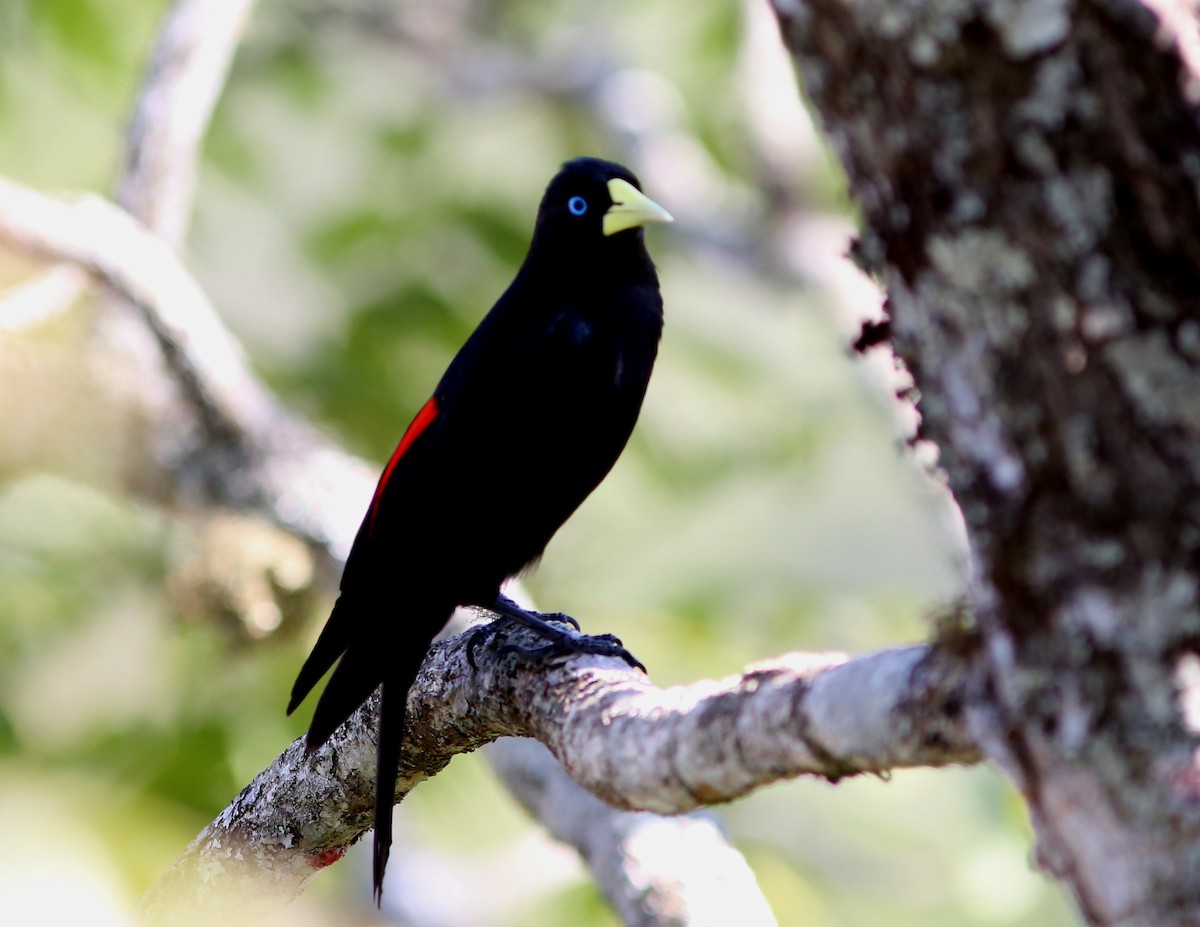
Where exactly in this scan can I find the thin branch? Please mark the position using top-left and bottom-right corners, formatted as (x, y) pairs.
(116, 0), (259, 246)
(138, 627), (979, 925)
(0, 175), (374, 557)
(0, 178), (266, 432)
(0, 263), (89, 331)
(486, 737), (781, 927)
(0, 1), (260, 332)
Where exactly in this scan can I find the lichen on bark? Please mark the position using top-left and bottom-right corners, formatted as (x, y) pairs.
(772, 0), (1200, 923)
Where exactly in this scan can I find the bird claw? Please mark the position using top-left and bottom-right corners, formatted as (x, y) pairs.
(495, 633), (647, 673)
(466, 622), (507, 670)
(466, 599), (646, 674)
(540, 611), (580, 631)
(580, 634), (645, 673)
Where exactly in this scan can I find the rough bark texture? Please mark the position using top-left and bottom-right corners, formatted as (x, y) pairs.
(137, 627), (978, 926)
(770, 1), (1200, 924)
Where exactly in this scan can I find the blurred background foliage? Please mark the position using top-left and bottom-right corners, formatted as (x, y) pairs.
(0, 0), (1076, 925)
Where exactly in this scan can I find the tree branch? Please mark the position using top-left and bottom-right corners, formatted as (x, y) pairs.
(486, 737), (781, 927)
(138, 626), (979, 925)
(1, 1), (260, 332)
(116, 0), (258, 246)
(0, 174), (375, 557)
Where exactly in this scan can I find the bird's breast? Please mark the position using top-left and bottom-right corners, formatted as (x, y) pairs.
(555, 313), (594, 347)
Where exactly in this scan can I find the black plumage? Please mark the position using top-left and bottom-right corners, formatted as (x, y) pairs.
(287, 157), (671, 901)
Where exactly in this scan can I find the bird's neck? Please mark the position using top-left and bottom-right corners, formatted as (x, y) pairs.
(522, 232), (658, 293)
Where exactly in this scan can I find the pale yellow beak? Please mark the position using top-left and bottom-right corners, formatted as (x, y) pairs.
(603, 178), (673, 237)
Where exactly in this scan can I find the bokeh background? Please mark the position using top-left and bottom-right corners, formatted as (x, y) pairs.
(0, 0), (1077, 925)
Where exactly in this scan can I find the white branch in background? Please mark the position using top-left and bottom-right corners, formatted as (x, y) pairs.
(0, 0), (260, 333)
(99, 0), (264, 473)
(487, 737), (781, 927)
(116, 0), (259, 246)
(0, 263), (89, 331)
(0, 178), (270, 431)
(138, 626), (978, 926)
(0, 175), (375, 556)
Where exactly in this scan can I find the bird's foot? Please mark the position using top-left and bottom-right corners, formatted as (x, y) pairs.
(465, 601), (581, 668)
(469, 594), (646, 673)
(496, 631), (646, 673)
(465, 620), (507, 670)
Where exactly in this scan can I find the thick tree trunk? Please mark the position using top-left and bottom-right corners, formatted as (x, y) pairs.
(770, 1), (1200, 924)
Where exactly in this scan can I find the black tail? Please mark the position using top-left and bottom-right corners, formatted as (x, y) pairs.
(290, 593), (437, 901)
(370, 645), (428, 903)
(288, 594), (354, 716)
(372, 677), (406, 904)
(298, 639), (427, 901)
(303, 644), (386, 751)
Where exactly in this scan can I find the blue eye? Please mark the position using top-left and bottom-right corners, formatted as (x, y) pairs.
(567, 196), (588, 216)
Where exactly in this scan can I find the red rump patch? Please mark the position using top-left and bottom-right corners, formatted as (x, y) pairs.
(311, 845), (348, 869)
(369, 396), (439, 533)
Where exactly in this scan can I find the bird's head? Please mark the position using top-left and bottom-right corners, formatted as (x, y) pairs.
(528, 158), (672, 268)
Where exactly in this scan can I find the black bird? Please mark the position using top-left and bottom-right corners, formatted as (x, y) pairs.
(287, 157), (672, 901)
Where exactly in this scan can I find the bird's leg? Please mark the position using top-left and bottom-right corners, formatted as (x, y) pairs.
(494, 593), (580, 630)
(480, 594), (647, 673)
